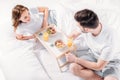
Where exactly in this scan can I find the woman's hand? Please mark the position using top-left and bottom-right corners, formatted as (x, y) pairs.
(65, 53), (77, 63)
(16, 34), (36, 40)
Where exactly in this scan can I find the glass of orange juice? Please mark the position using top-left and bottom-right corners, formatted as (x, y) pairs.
(67, 38), (73, 47)
(43, 32), (49, 41)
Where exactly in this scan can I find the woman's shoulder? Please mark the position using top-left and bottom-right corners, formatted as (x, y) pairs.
(16, 23), (28, 34)
(29, 7), (39, 14)
(18, 23), (27, 28)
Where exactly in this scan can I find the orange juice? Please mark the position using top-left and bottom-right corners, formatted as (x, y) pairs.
(43, 32), (49, 41)
(67, 38), (73, 47)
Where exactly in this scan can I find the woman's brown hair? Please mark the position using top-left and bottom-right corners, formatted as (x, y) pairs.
(12, 5), (28, 31)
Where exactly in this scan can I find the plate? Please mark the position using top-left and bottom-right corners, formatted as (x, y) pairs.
(46, 26), (56, 35)
(54, 39), (66, 49)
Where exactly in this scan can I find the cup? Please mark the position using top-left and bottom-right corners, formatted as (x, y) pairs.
(67, 38), (73, 47)
(43, 32), (49, 41)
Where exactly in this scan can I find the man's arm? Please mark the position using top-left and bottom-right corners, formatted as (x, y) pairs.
(66, 53), (108, 70)
(75, 57), (108, 70)
(68, 30), (81, 39)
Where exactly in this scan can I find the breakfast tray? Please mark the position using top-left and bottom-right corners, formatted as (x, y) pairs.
(36, 27), (76, 72)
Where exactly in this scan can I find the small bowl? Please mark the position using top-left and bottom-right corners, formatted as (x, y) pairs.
(46, 27), (56, 35)
(55, 40), (66, 49)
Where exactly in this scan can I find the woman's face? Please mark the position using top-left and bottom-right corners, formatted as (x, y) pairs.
(19, 9), (31, 23)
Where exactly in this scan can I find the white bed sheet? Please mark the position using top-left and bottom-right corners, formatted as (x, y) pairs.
(0, 0), (120, 80)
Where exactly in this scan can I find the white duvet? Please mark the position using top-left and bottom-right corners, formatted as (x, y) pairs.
(0, 0), (120, 80)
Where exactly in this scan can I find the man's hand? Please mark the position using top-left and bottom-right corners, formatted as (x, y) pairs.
(65, 53), (77, 63)
(68, 30), (81, 39)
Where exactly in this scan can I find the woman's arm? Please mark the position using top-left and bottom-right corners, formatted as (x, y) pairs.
(16, 34), (35, 40)
(38, 7), (48, 29)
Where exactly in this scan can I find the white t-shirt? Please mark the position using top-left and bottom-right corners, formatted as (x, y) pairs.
(74, 25), (116, 61)
(16, 8), (43, 36)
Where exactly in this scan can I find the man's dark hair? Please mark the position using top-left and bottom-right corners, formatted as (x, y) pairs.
(74, 9), (99, 29)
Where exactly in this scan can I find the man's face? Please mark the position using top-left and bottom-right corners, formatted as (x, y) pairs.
(77, 23), (91, 33)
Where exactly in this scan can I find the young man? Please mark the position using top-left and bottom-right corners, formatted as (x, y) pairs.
(66, 9), (120, 80)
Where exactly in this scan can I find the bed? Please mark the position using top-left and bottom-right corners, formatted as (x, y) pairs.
(0, 0), (120, 80)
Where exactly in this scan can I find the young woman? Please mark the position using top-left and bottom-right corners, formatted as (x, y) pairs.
(13, 4), (48, 40)
(12, 4), (56, 52)
(12, 5), (56, 79)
